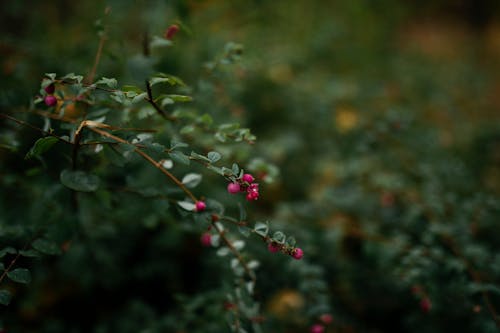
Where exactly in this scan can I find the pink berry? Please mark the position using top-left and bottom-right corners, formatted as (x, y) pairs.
(242, 173), (255, 183)
(319, 313), (333, 325)
(310, 324), (325, 333)
(292, 248), (304, 260)
(227, 182), (241, 194)
(164, 24), (180, 40)
(195, 201), (206, 212)
(44, 95), (57, 107)
(44, 83), (55, 94)
(267, 242), (280, 253)
(420, 297), (431, 313)
(200, 233), (212, 247)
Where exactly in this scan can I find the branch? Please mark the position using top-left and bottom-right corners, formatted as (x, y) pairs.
(212, 221), (256, 284)
(84, 125), (198, 202)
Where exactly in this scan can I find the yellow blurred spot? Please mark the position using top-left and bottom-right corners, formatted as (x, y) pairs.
(268, 63), (293, 84)
(334, 107), (358, 133)
(266, 289), (304, 319)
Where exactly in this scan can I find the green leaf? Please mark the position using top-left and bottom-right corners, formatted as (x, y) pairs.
(199, 114), (213, 126)
(207, 151), (221, 163)
(221, 167), (233, 176)
(110, 91), (126, 104)
(95, 77), (117, 88)
(0, 247), (16, 258)
(232, 163), (240, 175)
(219, 123), (240, 132)
(45, 73), (57, 80)
(190, 151), (211, 163)
(214, 132), (227, 142)
(144, 142), (165, 154)
(169, 151), (190, 165)
(7, 268), (31, 284)
(150, 77), (174, 87)
(207, 165), (224, 176)
(0, 289), (12, 306)
(61, 73), (83, 83)
(32, 239), (62, 255)
(272, 231), (286, 244)
(150, 36), (173, 49)
(181, 173), (202, 188)
(121, 85), (142, 93)
(285, 236), (297, 247)
(19, 249), (41, 257)
(131, 92), (147, 104)
(238, 226), (251, 238)
(180, 125), (195, 135)
(165, 94), (193, 102)
(254, 222), (269, 237)
(25, 136), (59, 160)
(60, 169), (100, 192)
(170, 140), (189, 150)
(177, 201), (195, 211)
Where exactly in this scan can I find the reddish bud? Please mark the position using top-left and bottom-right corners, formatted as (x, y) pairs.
(292, 248), (304, 260)
(242, 173), (255, 183)
(380, 192), (395, 207)
(267, 242), (280, 253)
(319, 313), (333, 325)
(195, 201), (206, 212)
(420, 297), (431, 313)
(44, 83), (55, 94)
(211, 214), (219, 222)
(44, 95), (57, 107)
(310, 324), (325, 333)
(164, 24), (180, 40)
(227, 182), (241, 194)
(200, 233), (212, 247)
(411, 285), (422, 295)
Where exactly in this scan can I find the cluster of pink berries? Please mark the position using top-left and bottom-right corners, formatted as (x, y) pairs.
(227, 173), (260, 201)
(43, 82), (57, 107)
(310, 313), (333, 333)
(267, 241), (304, 260)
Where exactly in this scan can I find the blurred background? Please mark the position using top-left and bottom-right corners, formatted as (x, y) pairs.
(1, 0), (500, 332)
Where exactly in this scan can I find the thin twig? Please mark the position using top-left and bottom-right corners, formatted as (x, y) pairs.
(145, 80), (170, 120)
(85, 125), (198, 202)
(0, 113), (73, 145)
(212, 221), (256, 284)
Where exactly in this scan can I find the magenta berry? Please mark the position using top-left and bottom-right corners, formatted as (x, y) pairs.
(44, 95), (57, 107)
(227, 182), (241, 194)
(420, 297), (432, 313)
(242, 173), (255, 183)
(200, 232), (212, 247)
(195, 201), (206, 212)
(267, 242), (280, 253)
(44, 83), (55, 94)
(164, 24), (180, 40)
(319, 313), (333, 325)
(310, 324), (325, 333)
(292, 247), (304, 260)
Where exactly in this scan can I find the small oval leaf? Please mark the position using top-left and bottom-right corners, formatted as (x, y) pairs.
(60, 169), (100, 192)
(181, 173), (202, 188)
(7, 268), (31, 284)
(0, 289), (12, 305)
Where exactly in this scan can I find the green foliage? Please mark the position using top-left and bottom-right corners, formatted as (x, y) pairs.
(1, 1), (500, 333)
